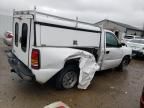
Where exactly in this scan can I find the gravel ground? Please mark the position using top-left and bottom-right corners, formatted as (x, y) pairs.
(0, 46), (144, 108)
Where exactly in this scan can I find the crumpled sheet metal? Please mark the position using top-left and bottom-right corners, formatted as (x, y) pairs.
(66, 51), (100, 89)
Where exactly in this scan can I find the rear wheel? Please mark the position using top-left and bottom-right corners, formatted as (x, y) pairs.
(56, 65), (79, 89)
(118, 56), (130, 70)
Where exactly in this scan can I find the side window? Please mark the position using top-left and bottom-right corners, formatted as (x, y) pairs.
(21, 23), (28, 52)
(15, 23), (19, 47)
(106, 32), (119, 47)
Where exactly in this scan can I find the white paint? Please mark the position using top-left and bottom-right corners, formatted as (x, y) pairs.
(13, 17), (31, 66)
(39, 25), (100, 47)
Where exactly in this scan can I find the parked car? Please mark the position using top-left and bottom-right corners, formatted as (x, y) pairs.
(140, 87), (144, 108)
(126, 39), (144, 56)
(3, 31), (13, 46)
(7, 9), (132, 89)
(124, 35), (141, 41)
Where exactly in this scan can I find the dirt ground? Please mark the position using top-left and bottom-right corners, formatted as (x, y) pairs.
(0, 46), (144, 108)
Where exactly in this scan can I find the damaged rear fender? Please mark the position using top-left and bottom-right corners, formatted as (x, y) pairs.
(32, 48), (84, 84)
(32, 47), (99, 89)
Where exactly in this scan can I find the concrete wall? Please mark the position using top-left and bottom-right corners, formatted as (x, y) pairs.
(0, 15), (12, 38)
(95, 20), (126, 40)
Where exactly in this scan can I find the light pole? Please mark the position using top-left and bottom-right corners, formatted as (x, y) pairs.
(142, 24), (144, 37)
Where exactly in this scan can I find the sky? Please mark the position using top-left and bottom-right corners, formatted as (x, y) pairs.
(0, 0), (144, 29)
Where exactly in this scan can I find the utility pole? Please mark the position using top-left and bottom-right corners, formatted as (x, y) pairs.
(142, 24), (144, 37)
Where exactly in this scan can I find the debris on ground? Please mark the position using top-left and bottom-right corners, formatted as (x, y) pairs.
(110, 86), (128, 94)
(44, 101), (70, 108)
(110, 86), (115, 89)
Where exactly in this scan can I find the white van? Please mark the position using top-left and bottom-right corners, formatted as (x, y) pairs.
(8, 9), (132, 89)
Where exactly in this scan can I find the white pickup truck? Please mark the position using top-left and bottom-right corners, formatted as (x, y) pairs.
(8, 9), (132, 89)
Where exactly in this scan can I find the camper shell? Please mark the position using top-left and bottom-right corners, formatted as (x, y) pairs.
(12, 9), (102, 65)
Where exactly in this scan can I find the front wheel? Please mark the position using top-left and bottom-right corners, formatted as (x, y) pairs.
(55, 65), (79, 89)
(118, 56), (130, 70)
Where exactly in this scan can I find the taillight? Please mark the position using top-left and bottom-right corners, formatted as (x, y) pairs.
(31, 49), (40, 69)
(7, 33), (13, 38)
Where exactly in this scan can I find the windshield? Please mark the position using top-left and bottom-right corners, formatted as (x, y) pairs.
(130, 39), (144, 44)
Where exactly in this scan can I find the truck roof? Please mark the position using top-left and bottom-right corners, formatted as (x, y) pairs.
(13, 9), (101, 33)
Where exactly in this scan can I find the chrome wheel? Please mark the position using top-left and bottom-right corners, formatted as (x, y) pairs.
(56, 65), (79, 89)
(62, 71), (78, 89)
(122, 57), (129, 68)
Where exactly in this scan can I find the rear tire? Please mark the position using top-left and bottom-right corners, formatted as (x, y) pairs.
(55, 65), (79, 89)
(118, 56), (130, 70)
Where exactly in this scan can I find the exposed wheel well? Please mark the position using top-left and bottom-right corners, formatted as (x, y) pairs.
(64, 58), (80, 75)
(64, 58), (80, 68)
(54, 59), (80, 78)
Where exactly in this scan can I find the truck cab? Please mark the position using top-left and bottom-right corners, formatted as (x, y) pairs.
(100, 30), (131, 70)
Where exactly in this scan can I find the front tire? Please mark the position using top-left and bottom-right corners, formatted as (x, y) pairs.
(55, 65), (79, 89)
(118, 56), (130, 70)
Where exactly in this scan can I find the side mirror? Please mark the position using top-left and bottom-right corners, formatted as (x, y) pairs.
(118, 44), (122, 47)
(119, 42), (127, 47)
(121, 43), (126, 46)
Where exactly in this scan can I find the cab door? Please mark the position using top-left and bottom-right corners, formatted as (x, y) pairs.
(13, 17), (31, 66)
(101, 32), (123, 70)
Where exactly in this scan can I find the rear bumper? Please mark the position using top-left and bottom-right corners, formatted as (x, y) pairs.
(7, 51), (35, 81)
(7, 51), (60, 84)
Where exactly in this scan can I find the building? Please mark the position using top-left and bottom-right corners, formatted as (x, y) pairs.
(0, 15), (12, 38)
(95, 19), (144, 40)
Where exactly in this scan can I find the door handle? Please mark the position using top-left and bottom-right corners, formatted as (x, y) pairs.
(106, 51), (110, 54)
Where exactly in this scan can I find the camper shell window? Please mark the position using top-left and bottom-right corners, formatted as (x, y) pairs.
(21, 23), (28, 52)
(15, 23), (19, 47)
